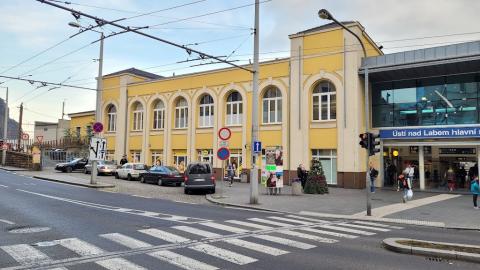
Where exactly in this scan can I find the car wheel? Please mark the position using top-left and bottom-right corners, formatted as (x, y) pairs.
(66, 167), (72, 173)
(127, 174), (132, 181)
(139, 176), (145, 183)
(158, 178), (163, 186)
(115, 173), (119, 179)
(184, 188), (189, 194)
(210, 187), (216, 194)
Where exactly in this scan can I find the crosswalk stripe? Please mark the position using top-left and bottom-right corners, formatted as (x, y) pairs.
(224, 238), (289, 256)
(353, 221), (404, 229)
(285, 215), (331, 224)
(57, 238), (105, 256)
(173, 225), (220, 238)
(278, 230), (338, 244)
(100, 233), (152, 249)
(190, 244), (257, 265)
(248, 218), (294, 227)
(139, 228), (190, 243)
(317, 225), (375, 236)
(96, 257), (146, 270)
(49, 268), (68, 270)
(225, 220), (272, 230)
(253, 235), (316, 250)
(149, 250), (218, 270)
(299, 227), (358, 239)
(336, 223), (390, 232)
(200, 222), (250, 233)
(268, 216), (313, 225)
(0, 244), (50, 265)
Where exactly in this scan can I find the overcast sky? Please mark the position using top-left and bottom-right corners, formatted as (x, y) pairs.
(1, 0), (479, 135)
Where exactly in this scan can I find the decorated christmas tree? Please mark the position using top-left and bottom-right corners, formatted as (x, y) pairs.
(303, 159), (329, 194)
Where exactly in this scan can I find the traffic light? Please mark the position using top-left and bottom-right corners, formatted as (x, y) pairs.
(359, 133), (368, 149)
(368, 132), (381, 156)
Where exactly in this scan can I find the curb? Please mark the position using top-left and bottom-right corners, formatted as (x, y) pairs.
(32, 176), (115, 189)
(383, 238), (480, 263)
(205, 194), (289, 214)
(0, 167), (31, 172)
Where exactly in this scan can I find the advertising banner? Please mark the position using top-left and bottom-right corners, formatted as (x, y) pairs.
(265, 146), (283, 188)
(380, 126), (480, 140)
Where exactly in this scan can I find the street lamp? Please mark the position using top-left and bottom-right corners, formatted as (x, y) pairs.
(318, 9), (372, 216)
(68, 22), (104, 185)
(0, 86), (8, 166)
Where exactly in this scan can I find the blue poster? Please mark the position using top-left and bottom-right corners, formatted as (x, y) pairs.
(380, 126), (480, 140)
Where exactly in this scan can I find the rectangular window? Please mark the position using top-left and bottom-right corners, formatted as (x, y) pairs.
(108, 113), (116, 131)
(75, 127), (81, 138)
(133, 112), (143, 131)
(199, 104), (214, 127)
(226, 102), (243, 125)
(175, 107), (188, 128)
(151, 151), (163, 166)
(153, 109), (165, 130)
(311, 149), (337, 185)
(197, 149), (213, 164)
(130, 151), (142, 163)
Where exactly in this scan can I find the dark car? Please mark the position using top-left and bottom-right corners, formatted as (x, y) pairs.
(139, 166), (183, 186)
(184, 162), (215, 194)
(55, 158), (88, 173)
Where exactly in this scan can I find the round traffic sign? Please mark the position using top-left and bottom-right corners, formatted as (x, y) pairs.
(217, 147), (230, 160)
(218, 127), (231, 141)
(21, 133), (29, 140)
(93, 122), (103, 133)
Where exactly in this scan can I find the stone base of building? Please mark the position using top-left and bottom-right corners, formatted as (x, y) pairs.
(337, 172), (366, 189)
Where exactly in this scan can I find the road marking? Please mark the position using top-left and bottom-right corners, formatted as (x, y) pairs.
(0, 244), (50, 265)
(139, 228), (190, 243)
(336, 223), (390, 232)
(0, 219), (15, 225)
(0, 184), (8, 188)
(56, 238), (105, 256)
(174, 200), (197, 205)
(298, 227), (358, 239)
(353, 221), (404, 230)
(173, 226), (220, 238)
(225, 220), (272, 230)
(49, 268), (68, 270)
(96, 257), (147, 270)
(149, 250), (218, 270)
(285, 215), (331, 224)
(200, 222), (250, 233)
(190, 244), (257, 265)
(278, 230), (337, 244)
(268, 216), (313, 225)
(100, 233), (152, 249)
(253, 235), (316, 250)
(317, 224), (375, 236)
(248, 218), (296, 227)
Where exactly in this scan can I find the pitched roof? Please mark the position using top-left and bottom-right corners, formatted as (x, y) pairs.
(294, 21), (357, 36)
(104, 68), (162, 79)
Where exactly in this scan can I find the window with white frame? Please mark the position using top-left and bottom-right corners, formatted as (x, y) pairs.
(199, 95), (214, 127)
(107, 105), (117, 132)
(151, 151), (163, 166)
(132, 102), (144, 131)
(153, 100), (165, 130)
(226, 91), (243, 126)
(312, 81), (336, 121)
(130, 150), (142, 163)
(262, 87), (282, 124)
(197, 149), (213, 164)
(175, 98), (188, 128)
(311, 149), (337, 185)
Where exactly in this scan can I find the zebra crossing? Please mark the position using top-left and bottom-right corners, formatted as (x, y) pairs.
(0, 215), (403, 270)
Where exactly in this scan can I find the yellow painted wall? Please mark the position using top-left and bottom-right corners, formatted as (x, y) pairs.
(149, 135), (164, 149)
(229, 131), (243, 148)
(302, 29), (344, 75)
(102, 77), (121, 101)
(106, 136), (115, 151)
(70, 114), (95, 137)
(195, 133), (213, 149)
(171, 134), (187, 149)
(309, 128), (337, 149)
(129, 135), (142, 149)
(259, 130), (282, 147)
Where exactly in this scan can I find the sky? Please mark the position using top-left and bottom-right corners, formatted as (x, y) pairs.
(1, 0), (479, 135)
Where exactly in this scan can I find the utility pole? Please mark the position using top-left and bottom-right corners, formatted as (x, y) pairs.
(250, 0), (260, 204)
(17, 103), (23, 152)
(1, 86), (8, 166)
(62, 100), (65, 120)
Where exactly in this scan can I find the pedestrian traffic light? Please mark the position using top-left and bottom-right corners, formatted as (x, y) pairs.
(368, 133), (381, 156)
(359, 133), (368, 149)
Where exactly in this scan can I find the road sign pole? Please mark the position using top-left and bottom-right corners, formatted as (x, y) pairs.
(90, 160), (97, 185)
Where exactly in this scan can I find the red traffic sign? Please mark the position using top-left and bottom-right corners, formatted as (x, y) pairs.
(2, 144), (7, 150)
(217, 147), (230, 160)
(36, 136), (43, 143)
(218, 127), (231, 140)
(93, 122), (103, 133)
(21, 133), (29, 140)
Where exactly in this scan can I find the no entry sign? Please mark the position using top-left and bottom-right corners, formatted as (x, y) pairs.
(217, 147), (230, 160)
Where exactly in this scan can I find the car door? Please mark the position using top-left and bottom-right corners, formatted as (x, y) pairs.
(119, 164), (128, 178)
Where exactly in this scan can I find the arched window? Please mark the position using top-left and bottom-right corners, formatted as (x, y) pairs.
(107, 105), (117, 132)
(153, 100), (165, 130)
(312, 81), (336, 121)
(262, 87), (282, 124)
(226, 91), (243, 125)
(132, 102), (144, 131)
(175, 98), (188, 128)
(199, 95), (214, 127)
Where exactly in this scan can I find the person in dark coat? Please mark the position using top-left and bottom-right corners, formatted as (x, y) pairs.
(297, 164), (307, 189)
(119, 155), (128, 166)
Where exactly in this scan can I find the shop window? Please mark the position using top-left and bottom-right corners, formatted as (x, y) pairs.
(132, 102), (144, 131)
(175, 98), (188, 129)
(130, 151), (142, 163)
(311, 149), (337, 185)
(197, 149), (213, 164)
(226, 91), (243, 126)
(151, 151), (163, 166)
(107, 105), (117, 132)
(173, 155), (187, 173)
(199, 95), (214, 127)
(312, 81), (336, 121)
(262, 87), (282, 124)
(153, 100), (165, 130)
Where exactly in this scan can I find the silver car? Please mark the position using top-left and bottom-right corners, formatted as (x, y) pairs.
(84, 160), (117, 176)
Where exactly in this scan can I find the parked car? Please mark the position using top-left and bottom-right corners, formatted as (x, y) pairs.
(115, 163), (147, 181)
(184, 162), (215, 194)
(84, 160), (117, 175)
(54, 158), (88, 173)
(139, 166), (183, 186)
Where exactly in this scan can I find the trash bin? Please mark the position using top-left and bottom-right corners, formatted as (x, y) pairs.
(240, 172), (248, 183)
(291, 178), (303, 195)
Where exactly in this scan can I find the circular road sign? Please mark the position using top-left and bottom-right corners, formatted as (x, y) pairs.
(21, 133), (29, 140)
(218, 127), (231, 141)
(217, 147), (230, 160)
(93, 122), (103, 133)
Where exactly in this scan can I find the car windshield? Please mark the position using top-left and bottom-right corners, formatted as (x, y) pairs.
(99, 161), (115, 165)
(133, 164), (145, 170)
(150, 166), (163, 172)
(69, 158), (83, 164)
(188, 164), (211, 174)
(165, 166), (180, 175)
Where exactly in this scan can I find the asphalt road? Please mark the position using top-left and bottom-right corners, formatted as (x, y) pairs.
(0, 170), (478, 270)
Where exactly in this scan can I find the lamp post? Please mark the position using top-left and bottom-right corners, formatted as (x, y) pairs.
(69, 22), (104, 185)
(318, 9), (372, 216)
(250, 0), (260, 204)
(0, 86), (8, 166)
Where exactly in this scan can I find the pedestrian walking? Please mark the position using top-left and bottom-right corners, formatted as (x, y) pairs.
(119, 155), (128, 166)
(446, 166), (456, 191)
(398, 174), (412, 203)
(369, 163), (378, 193)
(403, 163), (415, 189)
(227, 163), (235, 187)
(266, 172), (277, 195)
(471, 174), (479, 209)
(297, 164), (307, 189)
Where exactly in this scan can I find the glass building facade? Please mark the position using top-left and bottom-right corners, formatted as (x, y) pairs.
(372, 72), (480, 127)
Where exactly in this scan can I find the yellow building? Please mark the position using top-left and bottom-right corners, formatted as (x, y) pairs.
(68, 110), (95, 138)
(95, 22), (382, 188)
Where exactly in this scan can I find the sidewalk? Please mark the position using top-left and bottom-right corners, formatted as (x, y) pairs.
(17, 169), (115, 188)
(207, 182), (480, 230)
